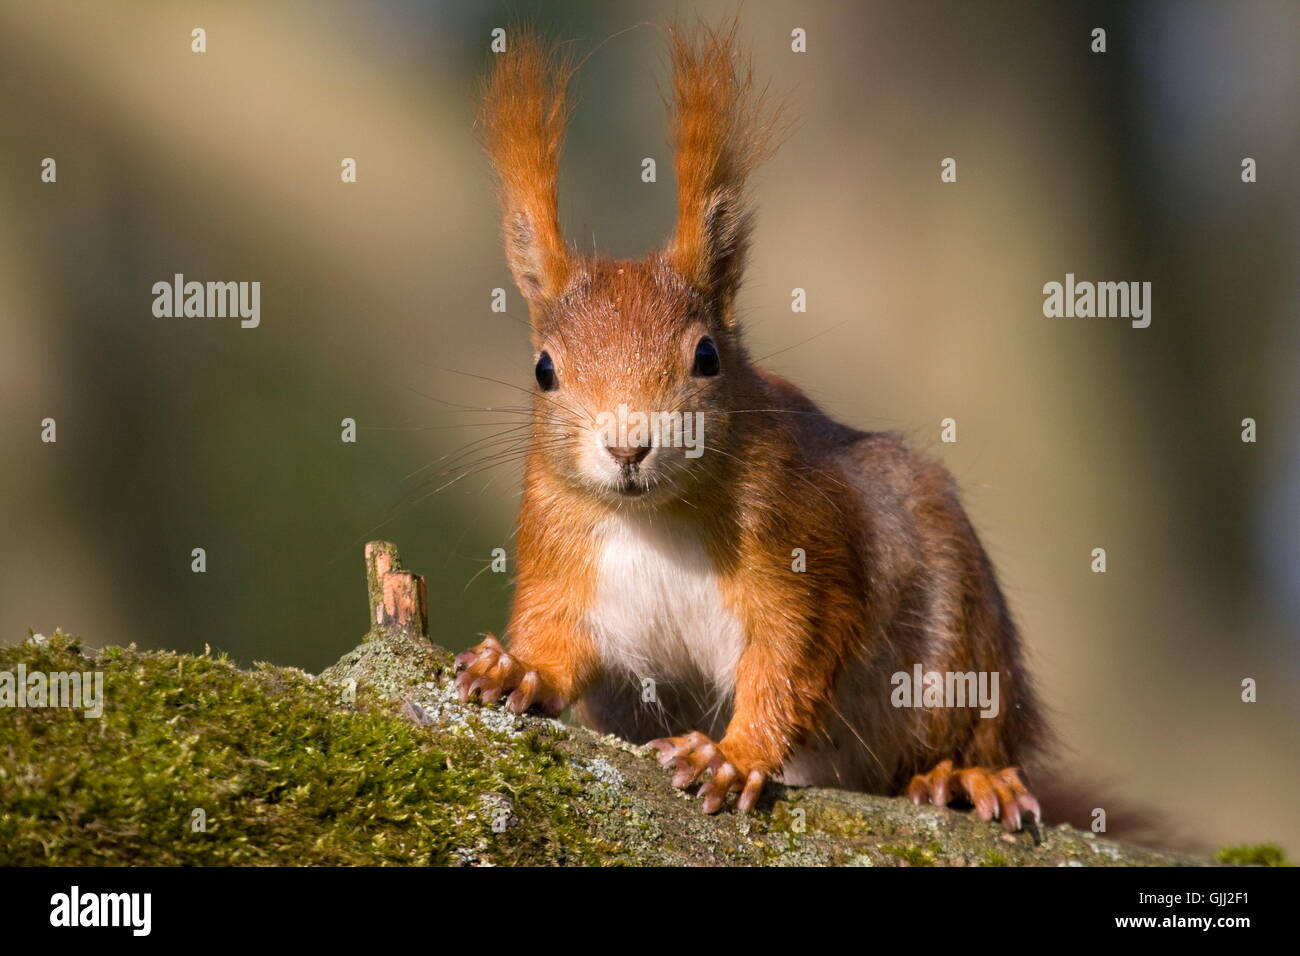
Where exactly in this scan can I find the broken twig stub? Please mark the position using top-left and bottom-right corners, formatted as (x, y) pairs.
(364, 541), (428, 639)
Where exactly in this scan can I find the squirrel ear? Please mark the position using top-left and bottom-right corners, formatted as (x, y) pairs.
(664, 19), (782, 323)
(504, 209), (565, 302)
(478, 28), (575, 304)
(685, 185), (753, 322)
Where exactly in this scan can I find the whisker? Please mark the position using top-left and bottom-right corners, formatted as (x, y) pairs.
(750, 321), (848, 364)
(439, 368), (591, 430)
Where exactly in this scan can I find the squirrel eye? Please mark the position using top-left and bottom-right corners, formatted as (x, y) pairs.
(692, 337), (721, 377)
(535, 351), (558, 391)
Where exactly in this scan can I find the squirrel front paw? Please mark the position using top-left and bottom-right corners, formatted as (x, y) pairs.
(906, 759), (1041, 832)
(454, 634), (566, 716)
(648, 731), (767, 814)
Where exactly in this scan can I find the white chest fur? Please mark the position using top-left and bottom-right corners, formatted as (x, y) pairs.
(585, 512), (745, 696)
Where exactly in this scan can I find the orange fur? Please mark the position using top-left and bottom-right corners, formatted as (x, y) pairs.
(459, 20), (1048, 827)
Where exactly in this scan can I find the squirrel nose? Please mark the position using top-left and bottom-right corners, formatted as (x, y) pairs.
(606, 445), (651, 466)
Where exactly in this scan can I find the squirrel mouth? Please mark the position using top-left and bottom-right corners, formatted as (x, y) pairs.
(615, 473), (649, 497)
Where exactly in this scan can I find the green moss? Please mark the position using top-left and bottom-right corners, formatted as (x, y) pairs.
(0, 632), (618, 866)
(1215, 842), (1292, 867)
(0, 629), (1215, 868)
(769, 797), (871, 840)
(880, 842), (939, 867)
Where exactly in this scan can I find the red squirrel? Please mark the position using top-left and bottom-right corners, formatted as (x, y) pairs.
(455, 21), (1046, 830)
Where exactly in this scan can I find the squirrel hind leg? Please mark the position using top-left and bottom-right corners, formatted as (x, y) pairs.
(906, 760), (1041, 833)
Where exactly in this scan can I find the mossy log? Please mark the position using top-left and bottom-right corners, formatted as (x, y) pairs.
(0, 542), (1230, 867)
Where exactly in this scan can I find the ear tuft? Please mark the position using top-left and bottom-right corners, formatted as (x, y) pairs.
(478, 27), (576, 304)
(664, 19), (785, 319)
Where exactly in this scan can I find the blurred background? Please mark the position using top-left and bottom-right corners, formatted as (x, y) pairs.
(1, 0), (1296, 853)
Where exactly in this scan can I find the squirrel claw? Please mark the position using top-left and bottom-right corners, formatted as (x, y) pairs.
(454, 634), (504, 671)
(454, 635), (565, 716)
(648, 731), (767, 814)
(906, 760), (1040, 832)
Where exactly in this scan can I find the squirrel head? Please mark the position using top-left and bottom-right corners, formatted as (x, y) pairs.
(478, 21), (783, 508)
